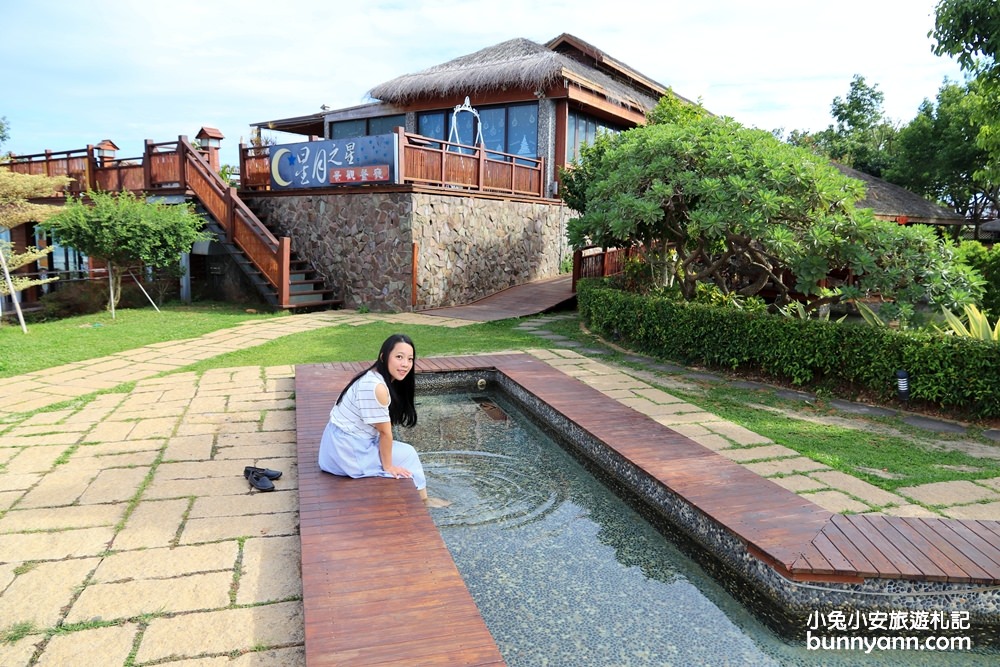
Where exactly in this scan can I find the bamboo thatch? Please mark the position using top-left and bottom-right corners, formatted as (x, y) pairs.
(833, 163), (964, 225)
(368, 37), (660, 111)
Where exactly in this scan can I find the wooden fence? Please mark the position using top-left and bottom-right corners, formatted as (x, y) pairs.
(572, 245), (636, 292)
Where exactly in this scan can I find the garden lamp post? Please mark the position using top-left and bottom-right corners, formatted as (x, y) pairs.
(895, 370), (910, 402)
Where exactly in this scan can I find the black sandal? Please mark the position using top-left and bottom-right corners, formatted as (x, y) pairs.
(247, 470), (275, 492)
(244, 466), (282, 481)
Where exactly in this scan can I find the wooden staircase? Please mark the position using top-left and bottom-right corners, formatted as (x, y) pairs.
(2, 135), (341, 310)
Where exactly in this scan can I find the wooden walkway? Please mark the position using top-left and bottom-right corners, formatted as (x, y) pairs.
(419, 275), (573, 321)
(295, 353), (1000, 664)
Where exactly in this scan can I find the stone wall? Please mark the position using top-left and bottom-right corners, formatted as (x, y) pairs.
(245, 190), (570, 312)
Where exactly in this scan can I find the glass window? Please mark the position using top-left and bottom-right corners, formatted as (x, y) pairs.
(368, 114), (405, 136)
(479, 107), (506, 158)
(331, 119), (366, 140)
(418, 112), (446, 141)
(565, 110), (622, 163)
(507, 103), (538, 161)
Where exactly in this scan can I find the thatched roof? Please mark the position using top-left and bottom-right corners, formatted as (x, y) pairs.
(833, 163), (965, 225)
(367, 36), (662, 112)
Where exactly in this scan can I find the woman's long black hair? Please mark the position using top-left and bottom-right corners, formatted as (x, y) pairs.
(336, 333), (417, 426)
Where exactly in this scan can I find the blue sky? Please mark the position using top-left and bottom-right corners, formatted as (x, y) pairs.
(2, 0), (965, 169)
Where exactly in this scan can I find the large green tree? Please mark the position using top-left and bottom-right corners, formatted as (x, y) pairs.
(565, 105), (982, 321)
(885, 80), (996, 229)
(42, 190), (209, 309)
(791, 75), (899, 177)
(932, 0), (1000, 184)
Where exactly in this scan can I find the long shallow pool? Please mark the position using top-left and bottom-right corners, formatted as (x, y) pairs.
(406, 388), (997, 666)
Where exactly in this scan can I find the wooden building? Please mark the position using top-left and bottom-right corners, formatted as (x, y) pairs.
(255, 33), (676, 198)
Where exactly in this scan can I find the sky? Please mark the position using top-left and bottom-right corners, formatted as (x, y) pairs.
(2, 0), (967, 170)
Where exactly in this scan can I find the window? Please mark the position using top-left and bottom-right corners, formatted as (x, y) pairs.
(330, 115), (405, 140)
(566, 110), (622, 164)
(416, 102), (538, 160)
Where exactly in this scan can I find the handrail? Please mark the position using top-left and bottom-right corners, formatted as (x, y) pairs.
(174, 136), (291, 306)
(572, 245), (635, 292)
(1, 136), (295, 308)
(236, 129), (547, 198)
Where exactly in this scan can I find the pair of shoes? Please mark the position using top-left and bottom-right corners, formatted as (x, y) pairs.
(244, 466), (282, 481)
(244, 466), (282, 492)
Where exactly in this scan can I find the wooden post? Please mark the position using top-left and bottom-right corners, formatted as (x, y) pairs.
(572, 247), (582, 293)
(477, 144), (485, 193)
(84, 146), (96, 192)
(411, 242), (419, 308)
(225, 187), (236, 243)
(177, 135), (188, 188)
(277, 237), (291, 307)
(143, 140), (154, 190)
(239, 142), (247, 189)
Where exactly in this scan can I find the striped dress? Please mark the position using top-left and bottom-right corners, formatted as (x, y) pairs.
(318, 370), (426, 490)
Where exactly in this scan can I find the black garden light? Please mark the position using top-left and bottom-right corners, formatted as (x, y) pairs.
(895, 369), (910, 402)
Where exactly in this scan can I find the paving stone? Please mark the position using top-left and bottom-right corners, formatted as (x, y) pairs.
(666, 423), (712, 438)
(802, 490), (870, 513)
(158, 460), (257, 480)
(66, 571), (233, 623)
(187, 410), (262, 425)
(769, 475), (828, 493)
(900, 414), (968, 434)
(744, 457), (831, 477)
(86, 420), (138, 442)
(687, 434), (733, 451)
(94, 542), (239, 583)
(128, 416), (180, 439)
(620, 397), (703, 417)
(191, 490), (297, 519)
(237, 536), (302, 604)
(262, 411), (295, 431)
(942, 501), (1000, 521)
(3, 445), (73, 474)
(828, 399), (897, 417)
(35, 623), (138, 667)
(720, 444), (800, 462)
(214, 441), (297, 461)
(16, 468), (98, 508)
(163, 434), (215, 461)
(71, 439), (163, 457)
(79, 467), (150, 504)
(897, 480), (1000, 506)
(144, 476), (248, 500)
(652, 412), (719, 426)
(0, 472), (42, 492)
(135, 601), (304, 663)
(983, 429), (1000, 443)
(631, 387), (685, 404)
(700, 421), (773, 445)
(0, 634), (39, 667)
(0, 527), (115, 561)
(112, 498), (189, 550)
(0, 503), (124, 532)
(0, 558), (99, 627)
(871, 504), (942, 518)
(808, 470), (906, 507)
(181, 510), (299, 543)
(977, 477), (1000, 491)
(0, 490), (24, 511)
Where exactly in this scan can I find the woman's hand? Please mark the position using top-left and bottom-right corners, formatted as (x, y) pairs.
(383, 464), (412, 479)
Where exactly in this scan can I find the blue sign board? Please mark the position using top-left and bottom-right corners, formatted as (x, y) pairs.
(269, 134), (398, 190)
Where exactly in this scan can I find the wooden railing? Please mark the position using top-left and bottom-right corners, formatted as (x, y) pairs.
(238, 127), (546, 198)
(3, 137), (293, 307)
(572, 245), (636, 292)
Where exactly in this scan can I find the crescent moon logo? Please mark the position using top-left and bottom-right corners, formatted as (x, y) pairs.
(271, 149), (292, 187)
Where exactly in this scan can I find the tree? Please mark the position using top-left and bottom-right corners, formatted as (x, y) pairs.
(932, 0), (1000, 183)
(0, 116), (9, 151)
(41, 190), (209, 310)
(565, 108), (982, 321)
(806, 75), (899, 177)
(884, 80), (996, 230)
(0, 169), (71, 298)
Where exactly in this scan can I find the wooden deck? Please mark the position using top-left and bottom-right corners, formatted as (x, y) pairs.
(295, 353), (1000, 664)
(419, 275), (574, 321)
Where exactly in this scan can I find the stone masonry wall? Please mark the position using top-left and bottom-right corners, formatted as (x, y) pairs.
(245, 190), (570, 312)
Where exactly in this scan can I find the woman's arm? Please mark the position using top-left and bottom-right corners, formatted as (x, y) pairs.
(372, 421), (412, 479)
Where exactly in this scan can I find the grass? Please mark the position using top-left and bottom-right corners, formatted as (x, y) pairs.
(5, 303), (999, 492)
(0, 302), (282, 378)
(171, 318), (553, 373)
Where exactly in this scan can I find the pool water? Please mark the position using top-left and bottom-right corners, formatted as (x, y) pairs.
(406, 390), (996, 666)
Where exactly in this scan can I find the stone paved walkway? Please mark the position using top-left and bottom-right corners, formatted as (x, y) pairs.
(1, 309), (997, 666)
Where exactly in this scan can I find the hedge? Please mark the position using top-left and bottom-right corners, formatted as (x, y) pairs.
(577, 280), (1000, 418)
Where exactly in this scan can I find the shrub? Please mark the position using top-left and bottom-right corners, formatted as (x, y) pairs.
(578, 279), (1000, 417)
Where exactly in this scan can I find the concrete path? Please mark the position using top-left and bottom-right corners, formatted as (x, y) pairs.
(1, 309), (997, 666)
